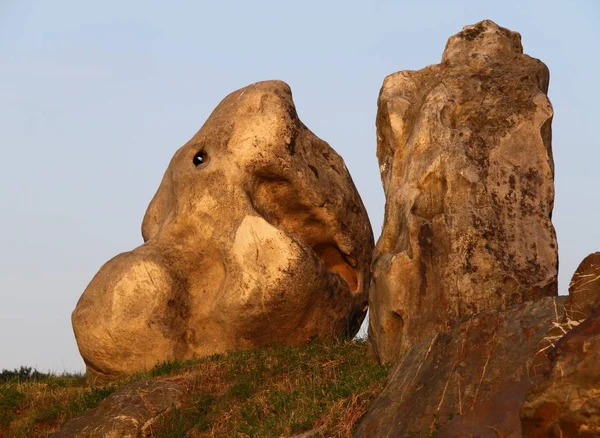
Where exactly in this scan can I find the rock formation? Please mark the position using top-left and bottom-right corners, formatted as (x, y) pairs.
(354, 297), (567, 437)
(357, 250), (600, 438)
(520, 309), (600, 437)
(72, 81), (374, 381)
(520, 253), (600, 437)
(369, 20), (558, 362)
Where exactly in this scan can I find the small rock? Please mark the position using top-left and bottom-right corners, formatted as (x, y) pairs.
(52, 380), (184, 437)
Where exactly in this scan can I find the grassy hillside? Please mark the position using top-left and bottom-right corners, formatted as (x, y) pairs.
(0, 340), (390, 437)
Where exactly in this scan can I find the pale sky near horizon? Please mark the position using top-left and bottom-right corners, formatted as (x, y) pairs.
(1, 1), (599, 372)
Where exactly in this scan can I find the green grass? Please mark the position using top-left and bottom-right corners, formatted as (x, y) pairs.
(0, 367), (50, 384)
(0, 339), (390, 437)
(0, 385), (25, 430)
(151, 339), (391, 437)
(0, 368), (117, 437)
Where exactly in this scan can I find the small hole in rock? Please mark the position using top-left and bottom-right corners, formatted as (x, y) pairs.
(193, 150), (207, 166)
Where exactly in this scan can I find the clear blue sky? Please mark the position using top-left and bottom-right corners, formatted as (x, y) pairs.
(1, 1), (598, 372)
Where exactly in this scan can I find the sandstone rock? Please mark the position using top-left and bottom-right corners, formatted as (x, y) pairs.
(565, 252), (600, 321)
(436, 378), (537, 438)
(520, 311), (600, 437)
(72, 81), (373, 381)
(521, 257), (600, 437)
(438, 255), (600, 438)
(354, 297), (567, 438)
(369, 20), (558, 362)
(52, 380), (184, 437)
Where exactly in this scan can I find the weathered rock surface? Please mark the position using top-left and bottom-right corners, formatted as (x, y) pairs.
(520, 311), (600, 437)
(52, 380), (184, 437)
(565, 252), (600, 321)
(436, 254), (600, 438)
(72, 80), (374, 381)
(437, 378), (537, 438)
(369, 20), (558, 362)
(521, 255), (600, 437)
(354, 297), (567, 438)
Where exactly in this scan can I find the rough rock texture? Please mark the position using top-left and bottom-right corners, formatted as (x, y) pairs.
(369, 20), (558, 362)
(520, 311), (600, 437)
(52, 380), (184, 437)
(436, 254), (600, 438)
(437, 379), (537, 438)
(354, 297), (567, 438)
(521, 255), (600, 437)
(72, 81), (374, 381)
(565, 252), (600, 321)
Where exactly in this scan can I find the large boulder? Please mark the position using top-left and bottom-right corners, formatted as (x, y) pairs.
(72, 81), (374, 382)
(354, 297), (567, 438)
(369, 20), (558, 362)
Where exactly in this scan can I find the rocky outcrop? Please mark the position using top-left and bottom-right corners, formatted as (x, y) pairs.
(520, 309), (600, 437)
(52, 380), (184, 437)
(72, 81), (374, 381)
(354, 297), (566, 437)
(520, 254), (600, 437)
(369, 20), (558, 362)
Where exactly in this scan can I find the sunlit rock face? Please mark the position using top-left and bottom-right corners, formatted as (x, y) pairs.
(369, 20), (558, 363)
(564, 252), (600, 321)
(72, 81), (373, 382)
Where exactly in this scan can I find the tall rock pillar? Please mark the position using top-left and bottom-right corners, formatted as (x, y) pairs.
(369, 20), (558, 362)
